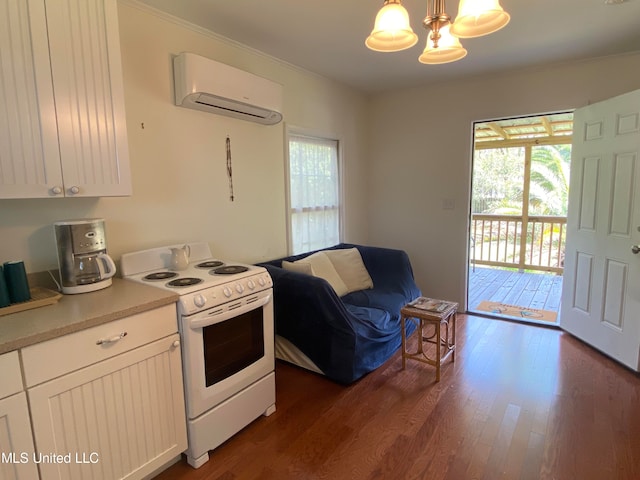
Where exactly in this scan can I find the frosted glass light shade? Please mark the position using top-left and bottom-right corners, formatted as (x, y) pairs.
(450, 0), (510, 38)
(419, 25), (467, 64)
(365, 1), (418, 52)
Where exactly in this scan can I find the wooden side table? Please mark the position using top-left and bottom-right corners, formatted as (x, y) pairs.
(400, 299), (458, 382)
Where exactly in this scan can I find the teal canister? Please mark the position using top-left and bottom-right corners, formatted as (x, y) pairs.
(4, 261), (31, 304)
(0, 266), (10, 307)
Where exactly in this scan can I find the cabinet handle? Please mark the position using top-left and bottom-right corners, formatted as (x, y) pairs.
(96, 331), (127, 345)
(172, 340), (180, 348)
(51, 186), (63, 195)
(68, 185), (80, 195)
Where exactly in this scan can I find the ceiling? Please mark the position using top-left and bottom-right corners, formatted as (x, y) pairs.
(475, 113), (574, 144)
(136, 0), (640, 93)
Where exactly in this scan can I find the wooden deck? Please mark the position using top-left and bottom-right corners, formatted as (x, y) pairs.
(468, 266), (563, 325)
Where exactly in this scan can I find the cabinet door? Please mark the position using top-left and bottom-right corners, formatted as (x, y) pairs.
(29, 334), (187, 480)
(0, 0), (64, 199)
(44, 0), (131, 197)
(0, 393), (40, 480)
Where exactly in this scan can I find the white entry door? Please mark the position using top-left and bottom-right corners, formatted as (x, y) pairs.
(560, 89), (640, 371)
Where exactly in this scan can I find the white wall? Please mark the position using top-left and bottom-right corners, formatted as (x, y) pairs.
(0, 1), (370, 273)
(367, 53), (640, 308)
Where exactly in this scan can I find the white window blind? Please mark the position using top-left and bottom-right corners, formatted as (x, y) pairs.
(288, 134), (341, 255)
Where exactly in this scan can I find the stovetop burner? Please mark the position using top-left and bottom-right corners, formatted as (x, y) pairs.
(211, 265), (249, 275)
(144, 271), (179, 281)
(122, 242), (274, 315)
(196, 260), (224, 269)
(166, 277), (204, 288)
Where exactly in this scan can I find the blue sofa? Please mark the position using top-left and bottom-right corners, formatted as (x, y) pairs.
(258, 243), (421, 384)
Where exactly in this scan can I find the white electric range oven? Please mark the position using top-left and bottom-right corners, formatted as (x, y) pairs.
(121, 243), (275, 468)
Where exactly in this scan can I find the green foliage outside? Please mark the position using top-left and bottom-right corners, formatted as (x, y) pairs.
(529, 144), (571, 216)
(472, 144), (571, 215)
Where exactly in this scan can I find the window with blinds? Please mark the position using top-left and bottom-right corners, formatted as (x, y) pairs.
(287, 133), (341, 255)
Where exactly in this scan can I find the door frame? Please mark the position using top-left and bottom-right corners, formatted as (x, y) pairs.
(466, 110), (574, 322)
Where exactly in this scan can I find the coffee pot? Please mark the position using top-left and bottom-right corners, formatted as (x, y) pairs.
(54, 219), (116, 294)
(73, 253), (116, 285)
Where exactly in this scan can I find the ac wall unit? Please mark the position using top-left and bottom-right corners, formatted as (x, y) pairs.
(173, 52), (283, 125)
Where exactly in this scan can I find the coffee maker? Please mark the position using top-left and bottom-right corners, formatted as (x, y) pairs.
(54, 219), (116, 294)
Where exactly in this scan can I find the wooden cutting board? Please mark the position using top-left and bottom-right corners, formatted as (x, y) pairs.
(0, 287), (62, 317)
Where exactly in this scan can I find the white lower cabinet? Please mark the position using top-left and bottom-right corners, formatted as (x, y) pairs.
(21, 305), (188, 480)
(0, 352), (39, 480)
(0, 393), (40, 480)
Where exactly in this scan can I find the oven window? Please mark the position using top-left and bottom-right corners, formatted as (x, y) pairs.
(202, 307), (265, 387)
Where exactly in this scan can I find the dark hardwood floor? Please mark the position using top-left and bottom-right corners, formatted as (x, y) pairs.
(154, 314), (640, 480)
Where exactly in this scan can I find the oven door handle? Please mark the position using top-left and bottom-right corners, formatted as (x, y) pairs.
(189, 292), (271, 330)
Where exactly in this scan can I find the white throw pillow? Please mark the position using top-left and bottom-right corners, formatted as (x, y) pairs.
(324, 248), (374, 293)
(302, 251), (350, 297)
(282, 260), (313, 275)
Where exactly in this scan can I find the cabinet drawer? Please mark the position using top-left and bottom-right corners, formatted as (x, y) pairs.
(0, 351), (23, 399)
(22, 304), (177, 387)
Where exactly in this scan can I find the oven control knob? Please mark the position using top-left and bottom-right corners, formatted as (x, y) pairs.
(223, 286), (233, 298)
(258, 277), (266, 287)
(194, 294), (206, 308)
(235, 283), (244, 294)
(247, 279), (256, 290)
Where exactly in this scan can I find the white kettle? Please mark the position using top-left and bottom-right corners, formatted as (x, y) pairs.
(170, 245), (190, 271)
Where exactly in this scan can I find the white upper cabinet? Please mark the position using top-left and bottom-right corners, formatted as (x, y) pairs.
(0, 0), (131, 199)
(0, 0), (62, 198)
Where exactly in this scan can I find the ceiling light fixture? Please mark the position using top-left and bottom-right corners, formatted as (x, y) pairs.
(366, 0), (510, 65)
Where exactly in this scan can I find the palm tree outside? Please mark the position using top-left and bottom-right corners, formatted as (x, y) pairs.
(529, 144), (571, 216)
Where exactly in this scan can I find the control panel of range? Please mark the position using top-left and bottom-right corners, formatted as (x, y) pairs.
(178, 271), (273, 315)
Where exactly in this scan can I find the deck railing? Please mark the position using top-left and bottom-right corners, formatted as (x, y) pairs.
(471, 214), (566, 274)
